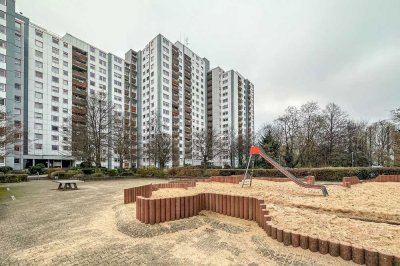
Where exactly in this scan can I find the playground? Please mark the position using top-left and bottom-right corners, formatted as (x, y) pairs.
(126, 146), (400, 265)
(150, 180), (400, 257)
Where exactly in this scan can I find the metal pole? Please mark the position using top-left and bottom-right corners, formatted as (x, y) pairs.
(242, 154), (252, 188)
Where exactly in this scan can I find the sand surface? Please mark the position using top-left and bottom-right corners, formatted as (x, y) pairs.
(152, 180), (400, 255)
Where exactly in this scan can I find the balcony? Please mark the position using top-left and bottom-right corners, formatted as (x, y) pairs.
(72, 87), (87, 97)
(72, 70), (87, 79)
(72, 106), (86, 116)
(72, 50), (87, 61)
(72, 60), (87, 70)
(72, 79), (87, 88)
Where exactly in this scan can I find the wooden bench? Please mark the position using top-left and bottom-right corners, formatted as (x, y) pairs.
(53, 180), (84, 190)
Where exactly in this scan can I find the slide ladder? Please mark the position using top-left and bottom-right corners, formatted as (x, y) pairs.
(243, 146), (328, 196)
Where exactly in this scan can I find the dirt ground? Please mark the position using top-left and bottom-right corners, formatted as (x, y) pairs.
(0, 179), (352, 265)
(152, 180), (400, 256)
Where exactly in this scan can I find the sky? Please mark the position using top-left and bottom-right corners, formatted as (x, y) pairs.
(16, 0), (400, 129)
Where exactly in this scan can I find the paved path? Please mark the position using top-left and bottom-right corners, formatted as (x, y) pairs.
(0, 180), (352, 265)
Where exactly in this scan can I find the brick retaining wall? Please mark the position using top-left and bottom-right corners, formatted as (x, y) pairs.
(376, 175), (400, 182)
(134, 191), (400, 265)
(124, 181), (197, 204)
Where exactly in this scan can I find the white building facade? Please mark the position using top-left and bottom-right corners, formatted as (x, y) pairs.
(207, 68), (255, 167)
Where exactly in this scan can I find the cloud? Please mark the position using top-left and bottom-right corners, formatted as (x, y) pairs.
(16, 0), (400, 129)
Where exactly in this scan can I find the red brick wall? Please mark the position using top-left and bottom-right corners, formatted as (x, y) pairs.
(342, 176), (361, 187)
(375, 175), (400, 182)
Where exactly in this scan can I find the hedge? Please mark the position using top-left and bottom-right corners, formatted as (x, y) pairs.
(166, 167), (400, 181)
(0, 174), (28, 183)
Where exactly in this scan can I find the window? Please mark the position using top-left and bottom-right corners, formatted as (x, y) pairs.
(35, 71), (43, 78)
(34, 144), (43, 150)
(51, 126), (59, 131)
(35, 50), (43, 58)
(0, 11), (5, 20)
(63, 98), (68, 104)
(0, 53), (5, 63)
(34, 112), (43, 119)
(35, 60), (43, 68)
(34, 133), (43, 140)
(15, 96), (21, 102)
(52, 76), (59, 83)
(0, 83), (5, 91)
(63, 70), (68, 76)
(14, 158), (20, 164)
(63, 80), (68, 86)
(99, 59), (106, 66)
(52, 96), (59, 102)
(0, 68), (5, 77)
(14, 108), (21, 115)
(34, 92), (43, 99)
(35, 40), (43, 48)
(52, 106), (59, 112)
(52, 116), (59, 122)
(0, 25), (5, 34)
(63, 42), (68, 48)
(63, 61), (68, 67)
(51, 66), (59, 74)
(34, 102), (43, 109)
(52, 37), (59, 45)
(35, 81), (43, 90)
(34, 123), (43, 130)
(90, 55), (95, 61)
(35, 30), (43, 37)
(90, 46), (95, 52)
(52, 145), (59, 151)
(52, 56), (59, 64)
(114, 64), (122, 71)
(63, 52), (68, 58)
(52, 135), (59, 141)
(15, 70), (21, 78)
(52, 47), (59, 54)
(0, 39), (5, 48)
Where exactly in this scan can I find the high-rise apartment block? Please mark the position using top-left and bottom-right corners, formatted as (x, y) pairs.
(0, 1), (254, 169)
(207, 68), (255, 167)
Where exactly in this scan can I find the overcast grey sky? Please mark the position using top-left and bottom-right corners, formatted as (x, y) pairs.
(16, 0), (400, 129)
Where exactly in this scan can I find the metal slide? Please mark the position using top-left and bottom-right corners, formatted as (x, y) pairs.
(243, 146), (329, 196)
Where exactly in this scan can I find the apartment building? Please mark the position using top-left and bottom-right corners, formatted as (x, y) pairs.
(207, 68), (255, 167)
(1, 1), (254, 170)
(1, 0), (28, 169)
(136, 34), (209, 167)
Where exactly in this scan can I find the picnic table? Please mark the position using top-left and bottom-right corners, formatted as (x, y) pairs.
(53, 180), (84, 190)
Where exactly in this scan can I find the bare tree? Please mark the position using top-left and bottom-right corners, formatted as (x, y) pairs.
(144, 114), (172, 168)
(112, 115), (131, 169)
(275, 106), (301, 167)
(0, 111), (22, 163)
(320, 102), (348, 166)
(192, 129), (225, 167)
(368, 120), (395, 166)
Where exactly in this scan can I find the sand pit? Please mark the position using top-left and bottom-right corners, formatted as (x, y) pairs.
(151, 180), (400, 256)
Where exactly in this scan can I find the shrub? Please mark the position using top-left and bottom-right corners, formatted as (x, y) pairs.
(57, 172), (77, 179)
(0, 174), (28, 183)
(47, 168), (65, 177)
(29, 163), (46, 175)
(137, 167), (165, 177)
(80, 161), (92, 168)
(50, 170), (65, 179)
(91, 172), (103, 177)
(82, 168), (94, 175)
(107, 169), (118, 176)
(0, 166), (13, 174)
(119, 171), (136, 177)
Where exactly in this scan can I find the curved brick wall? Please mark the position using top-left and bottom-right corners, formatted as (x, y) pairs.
(124, 182), (196, 204)
(376, 175), (400, 182)
(134, 191), (400, 265)
(342, 176), (361, 188)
